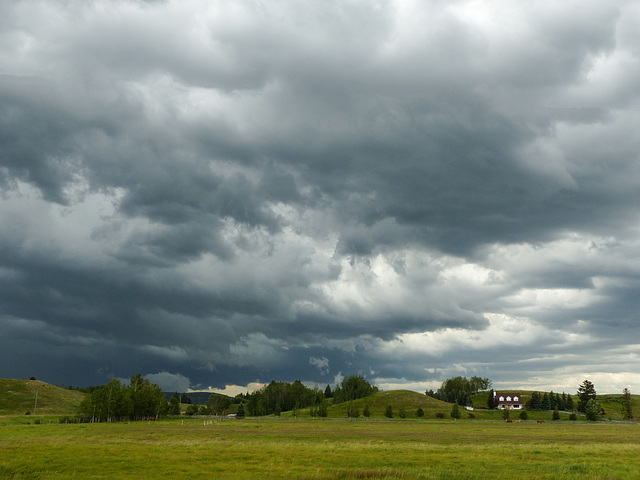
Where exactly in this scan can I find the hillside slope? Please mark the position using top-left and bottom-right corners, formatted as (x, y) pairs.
(282, 390), (454, 419)
(0, 379), (85, 415)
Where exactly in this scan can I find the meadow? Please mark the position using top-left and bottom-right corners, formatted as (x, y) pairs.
(1, 417), (639, 479)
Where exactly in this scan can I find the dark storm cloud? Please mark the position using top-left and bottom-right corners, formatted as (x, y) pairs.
(1, 0), (640, 393)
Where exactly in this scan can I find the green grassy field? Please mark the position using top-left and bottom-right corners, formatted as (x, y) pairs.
(1, 417), (639, 479)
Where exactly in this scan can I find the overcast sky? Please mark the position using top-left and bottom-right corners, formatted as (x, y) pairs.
(2, 0), (640, 396)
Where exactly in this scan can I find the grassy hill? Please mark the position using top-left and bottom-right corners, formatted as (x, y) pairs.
(280, 389), (640, 422)
(281, 390), (457, 420)
(0, 379), (85, 416)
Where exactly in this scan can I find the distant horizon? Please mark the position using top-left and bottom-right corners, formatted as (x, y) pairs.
(12, 376), (626, 398)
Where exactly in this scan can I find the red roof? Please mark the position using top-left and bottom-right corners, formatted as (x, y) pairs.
(496, 393), (522, 405)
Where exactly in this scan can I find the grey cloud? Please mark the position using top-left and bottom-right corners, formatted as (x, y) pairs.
(1, 0), (640, 393)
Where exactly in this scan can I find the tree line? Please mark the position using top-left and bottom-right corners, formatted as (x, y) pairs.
(244, 375), (377, 417)
(77, 374), (166, 422)
(426, 376), (492, 405)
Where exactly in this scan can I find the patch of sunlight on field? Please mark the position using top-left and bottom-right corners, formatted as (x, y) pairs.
(1, 419), (639, 479)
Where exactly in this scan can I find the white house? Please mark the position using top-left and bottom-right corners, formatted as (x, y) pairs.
(494, 392), (523, 410)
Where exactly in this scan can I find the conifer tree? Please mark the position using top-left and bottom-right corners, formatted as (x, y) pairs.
(621, 388), (633, 421)
(577, 380), (597, 413)
(530, 391), (541, 410)
(566, 394), (574, 411)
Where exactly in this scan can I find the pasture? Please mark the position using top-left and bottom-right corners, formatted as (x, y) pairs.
(1, 418), (639, 479)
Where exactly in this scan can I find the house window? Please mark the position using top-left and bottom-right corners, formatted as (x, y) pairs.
(506, 396), (512, 401)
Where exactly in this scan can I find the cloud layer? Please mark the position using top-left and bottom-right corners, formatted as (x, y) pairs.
(2, 0), (640, 394)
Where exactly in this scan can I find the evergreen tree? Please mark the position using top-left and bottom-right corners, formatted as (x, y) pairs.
(529, 391), (541, 410)
(566, 394), (574, 411)
(621, 388), (633, 421)
(502, 408), (510, 420)
(451, 403), (461, 419)
(519, 410), (528, 420)
(236, 403), (245, 419)
(180, 392), (192, 404)
(552, 405), (560, 420)
(487, 389), (497, 409)
(324, 384), (333, 399)
(416, 407), (424, 418)
(559, 393), (567, 411)
(363, 404), (371, 418)
(385, 405), (393, 418)
(577, 380), (597, 413)
(541, 392), (551, 410)
(399, 407), (406, 418)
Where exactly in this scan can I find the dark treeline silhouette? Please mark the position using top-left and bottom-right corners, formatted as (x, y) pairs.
(77, 374), (166, 422)
(245, 375), (377, 416)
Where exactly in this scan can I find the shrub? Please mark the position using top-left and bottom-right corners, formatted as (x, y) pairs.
(450, 403), (461, 419)
(552, 406), (560, 420)
(363, 405), (370, 418)
(519, 411), (528, 420)
(585, 399), (603, 421)
(385, 405), (393, 418)
(398, 407), (406, 419)
(435, 412), (445, 419)
(468, 413), (475, 419)
(569, 413), (578, 421)
(416, 407), (424, 418)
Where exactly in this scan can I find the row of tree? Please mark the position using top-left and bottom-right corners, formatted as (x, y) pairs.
(426, 376), (492, 405)
(77, 374), (166, 422)
(244, 376), (377, 417)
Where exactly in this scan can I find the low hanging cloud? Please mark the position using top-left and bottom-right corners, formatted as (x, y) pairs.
(1, 0), (640, 395)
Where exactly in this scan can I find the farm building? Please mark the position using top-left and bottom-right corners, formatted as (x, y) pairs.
(494, 392), (523, 410)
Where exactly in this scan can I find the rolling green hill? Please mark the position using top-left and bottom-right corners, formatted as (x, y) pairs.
(0, 378), (85, 416)
(281, 388), (640, 421)
(281, 390), (456, 419)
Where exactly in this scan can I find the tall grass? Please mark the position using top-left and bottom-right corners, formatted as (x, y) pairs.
(1, 418), (639, 479)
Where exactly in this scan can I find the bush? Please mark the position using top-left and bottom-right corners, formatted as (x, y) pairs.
(569, 413), (578, 421)
(385, 405), (393, 418)
(398, 407), (406, 419)
(468, 413), (475, 419)
(416, 407), (424, 418)
(435, 412), (445, 419)
(519, 410), (528, 420)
